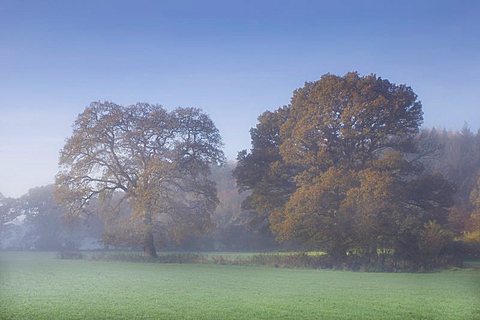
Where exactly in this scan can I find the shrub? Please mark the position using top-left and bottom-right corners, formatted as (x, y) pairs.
(57, 251), (84, 260)
(88, 252), (206, 264)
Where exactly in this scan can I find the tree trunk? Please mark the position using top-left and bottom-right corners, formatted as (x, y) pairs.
(143, 228), (158, 258)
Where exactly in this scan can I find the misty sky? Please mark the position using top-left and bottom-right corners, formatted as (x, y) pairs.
(0, 0), (479, 198)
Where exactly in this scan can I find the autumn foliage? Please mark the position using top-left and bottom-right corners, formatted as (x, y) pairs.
(235, 72), (457, 269)
(56, 102), (224, 257)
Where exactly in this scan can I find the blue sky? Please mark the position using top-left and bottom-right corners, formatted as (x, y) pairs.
(0, 0), (479, 197)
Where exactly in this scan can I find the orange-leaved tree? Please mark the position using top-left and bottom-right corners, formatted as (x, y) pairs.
(235, 72), (455, 266)
(56, 102), (224, 257)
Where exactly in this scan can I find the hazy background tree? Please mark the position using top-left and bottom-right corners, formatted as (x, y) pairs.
(0, 193), (30, 249)
(0, 163), (275, 253)
(202, 163), (277, 251)
(418, 126), (480, 205)
(0, 186), (102, 250)
(56, 102), (224, 257)
(417, 127), (480, 233)
(463, 175), (480, 243)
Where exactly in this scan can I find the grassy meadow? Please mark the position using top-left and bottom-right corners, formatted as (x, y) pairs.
(1, 252), (479, 320)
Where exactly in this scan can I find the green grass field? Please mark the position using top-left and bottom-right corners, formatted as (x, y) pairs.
(1, 252), (479, 319)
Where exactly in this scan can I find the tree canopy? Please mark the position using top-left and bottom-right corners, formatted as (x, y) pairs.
(235, 72), (456, 268)
(56, 102), (224, 257)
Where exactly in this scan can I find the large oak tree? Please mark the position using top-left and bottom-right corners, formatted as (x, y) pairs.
(56, 102), (224, 257)
(236, 72), (455, 266)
